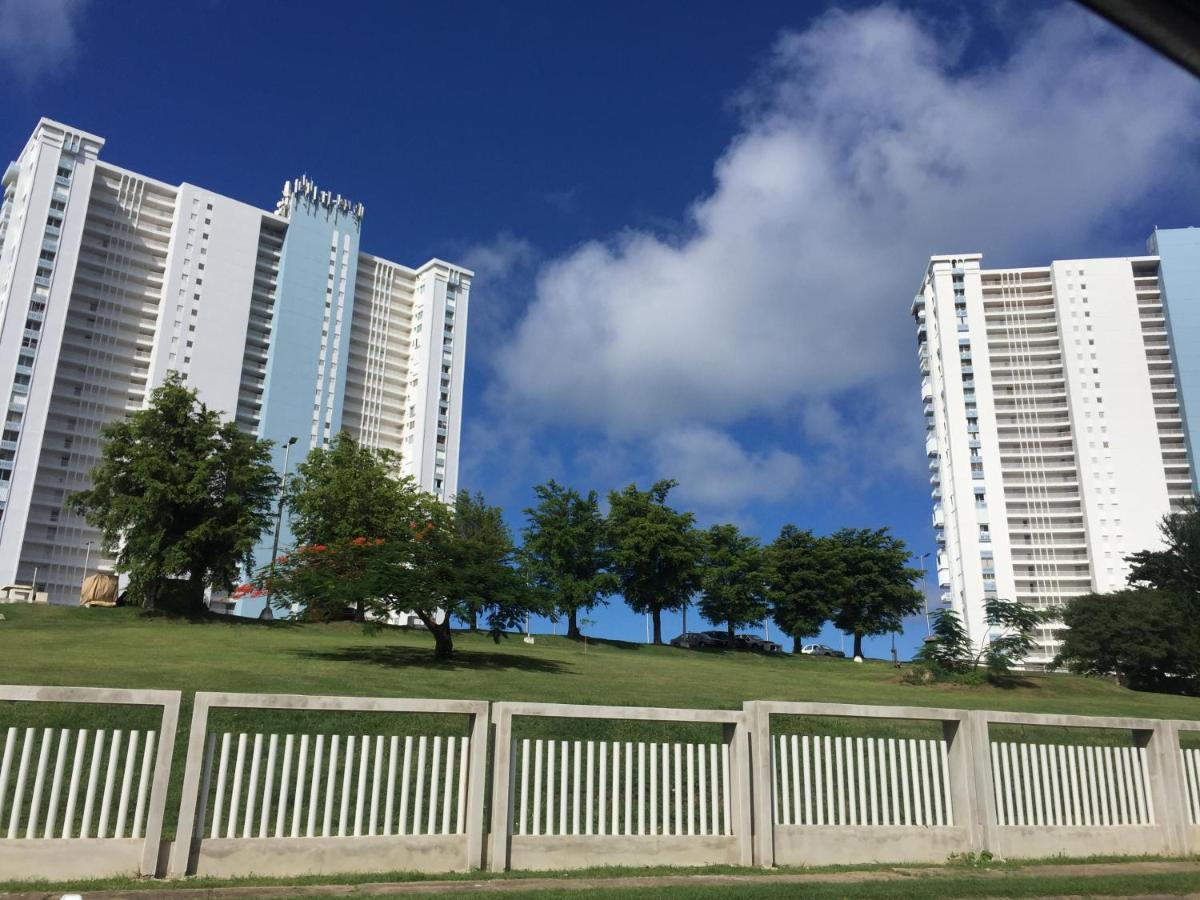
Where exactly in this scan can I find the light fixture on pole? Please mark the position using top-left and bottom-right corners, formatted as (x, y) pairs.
(264, 436), (298, 621)
(83, 540), (94, 576)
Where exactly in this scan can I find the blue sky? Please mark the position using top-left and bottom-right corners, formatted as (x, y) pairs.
(5, 0), (1199, 658)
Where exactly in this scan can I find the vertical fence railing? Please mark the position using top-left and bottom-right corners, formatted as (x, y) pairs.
(0, 686), (180, 880)
(746, 702), (972, 867)
(488, 701), (753, 872)
(169, 692), (488, 877)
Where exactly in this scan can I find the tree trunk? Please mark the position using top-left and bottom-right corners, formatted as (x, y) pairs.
(652, 608), (663, 644)
(433, 623), (454, 659)
(142, 578), (160, 611)
(469, 609), (478, 632)
(188, 571), (207, 616)
(354, 599), (365, 623)
(567, 608), (581, 640)
(852, 632), (864, 659)
(792, 635), (801, 654)
(726, 621), (736, 648)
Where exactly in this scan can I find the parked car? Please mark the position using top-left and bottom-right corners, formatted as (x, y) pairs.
(736, 634), (783, 653)
(701, 629), (736, 647)
(800, 643), (845, 657)
(670, 632), (725, 649)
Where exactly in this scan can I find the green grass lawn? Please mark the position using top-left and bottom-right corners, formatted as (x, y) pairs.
(2, 604), (1198, 720)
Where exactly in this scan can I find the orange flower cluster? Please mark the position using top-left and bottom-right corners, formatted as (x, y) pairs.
(232, 583), (266, 598)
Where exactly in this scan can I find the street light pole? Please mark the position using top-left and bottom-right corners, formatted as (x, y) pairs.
(264, 436), (298, 620)
(920, 551), (932, 636)
(83, 540), (93, 576)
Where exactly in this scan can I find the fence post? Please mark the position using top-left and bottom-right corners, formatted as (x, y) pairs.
(1138, 721), (1189, 855)
(487, 703), (514, 872)
(168, 693), (213, 877)
(730, 709), (756, 867)
(743, 702), (772, 867)
(952, 711), (996, 856)
(465, 704), (490, 870)
(140, 691), (181, 876)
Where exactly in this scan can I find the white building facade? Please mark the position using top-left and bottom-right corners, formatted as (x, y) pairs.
(914, 250), (1193, 667)
(0, 119), (471, 611)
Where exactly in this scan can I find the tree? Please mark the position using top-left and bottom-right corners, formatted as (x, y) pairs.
(916, 606), (974, 674)
(454, 489), (522, 632)
(518, 481), (616, 639)
(70, 372), (277, 612)
(979, 596), (1053, 678)
(1127, 501), (1200, 602)
(1056, 589), (1199, 693)
(828, 528), (923, 660)
(697, 524), (768, 646)
(284, 433), (422, 620)
(763, 526), (835, 653)
(606, 480), (701, 645)
(257, 482), (540, 659)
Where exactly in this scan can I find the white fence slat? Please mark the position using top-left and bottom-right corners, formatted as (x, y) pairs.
(298, 734), (316, 840)
(586, 741), (596, 836)
(834, 737), (846, 826)
(856, 738), (867, 826)
(338, 734), (355, 837)
(939, 739), (953, 827)
(920, 740), (933, 827)
(1096, 746), (1112, 826)
(413, 736), (427, 836)
(769, 739), (778, 826)
(647, 741), (656, 835)
(384, 735), (398, 837)
(1072, 745), (1087, 826)
(886, 739), (898, 828)
(705, 744), (715, 835)
(291, 734), (308, 838)
(1028, 741), (1043, 826)
(26, 727), (53, 838)
(1018, 743), (1032, 828)
(442, 736), (456, 835)
(547, 739), (557, 836)
(243, 734), (262, 839)
(560, 740), (569, 836)
(133, 734), (157, 844)
(573, 740), (582, 835)
(775, 736), (787, 825)
(624, 741), (633, 837)
(637, 742), (646, 836)
(722, 741), (732, 835)
(1038, 744), (1053, 828)
(275, 734), (293, 838)
(813, 736), (824, 826)
(62, 729), (88, 839)
(1003, 743), (1018, 827)
(991, 741), (1005, 826)
(44, 729), (70, 839)
(1139, 746), (1155, 824)
(1045, 744), (1061, 827)
(0, 727), (16, 831)
(260, 734), (278, 838)
(929, 740), (943, 827)
(98, 730), (123, 838)
(846, 737), (857, 826)
(226, 733), (246, 839)
(355, 734), (370, 837)
(685, 742), (695, 836)
(598, 741), (607, 835)
(323, 734), (339, 837)
(672, 743), (682, 836)
(866, 738), (878, 826)
(7, 728), (34, 839)
(398, 736), (413, 836)
(457, 737), (469, 834)
(789, 736), (801, 827)
(1119, 747), (1135, 824)
(114, 729), (139, 839)
(611, 741), (620, 836)
(77, 728), (103, 840)
(1125, 747), (1142, 824)
(426, 736), (440, 836)
(660, 743), (670, 836)
(1186, 750), (1200, 824)
(371, 735), (384, 836)
(899, 737), (912, 826)
(697, 741), (708, 834)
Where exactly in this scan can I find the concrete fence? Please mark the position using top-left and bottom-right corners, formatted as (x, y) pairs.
(168, 692), (488, 878)
(487, 701), (753, 871)
(0, 685), (179, 880)
(2, 685), (1200, 881)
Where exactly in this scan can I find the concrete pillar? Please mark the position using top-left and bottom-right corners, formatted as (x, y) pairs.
(486, 706), (515, 872)
(1137, 722), (1190, 855)
(951, 711), (998, 856)
(727, 713), (756, 867)
(743, 702), (773, 867)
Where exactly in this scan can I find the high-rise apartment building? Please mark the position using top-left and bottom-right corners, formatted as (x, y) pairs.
(0, 119), (472, 613)
(914, 238), (1195, 667)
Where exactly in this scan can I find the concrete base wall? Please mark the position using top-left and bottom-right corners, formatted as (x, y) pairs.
(995, 825), (1167, 859)
(773, 826), (969, 866)
(190, 834), (468, 877)
(507, 834), (740, 871)
(0, 838), (143, 880)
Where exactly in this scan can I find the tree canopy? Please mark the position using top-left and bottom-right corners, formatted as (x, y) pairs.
(606, 480), (701, 645)
(827, 527), (923, 660)
(70, 372), (277, 612)
(518, 480), (616, 639)
(764, 526), (837, 653)
(697, 523), (768, 645)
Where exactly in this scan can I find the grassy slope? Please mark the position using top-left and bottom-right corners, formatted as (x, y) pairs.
(1, 604), (1197, 721)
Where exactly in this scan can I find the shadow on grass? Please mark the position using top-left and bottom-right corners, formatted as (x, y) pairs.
(293, 645), (570, 673)
(136, 608), (301, 628)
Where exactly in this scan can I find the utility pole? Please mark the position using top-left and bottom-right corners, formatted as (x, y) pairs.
(920, 551), (932, 636)
(264, 436), (298, 620)
(83, 540), (93, 577)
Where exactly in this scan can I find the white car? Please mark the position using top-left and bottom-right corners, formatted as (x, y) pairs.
(800, 643), (845, 658)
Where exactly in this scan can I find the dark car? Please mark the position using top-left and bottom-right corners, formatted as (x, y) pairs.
(737, 634), (783, 653)
(701, 629), (736, 647)
(670, 632), (725, 649)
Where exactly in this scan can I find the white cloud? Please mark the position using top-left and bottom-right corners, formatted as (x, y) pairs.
(651, 426), (805, 513)
(0, 0), (88, 82)
(489, 3), (1200, 452)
